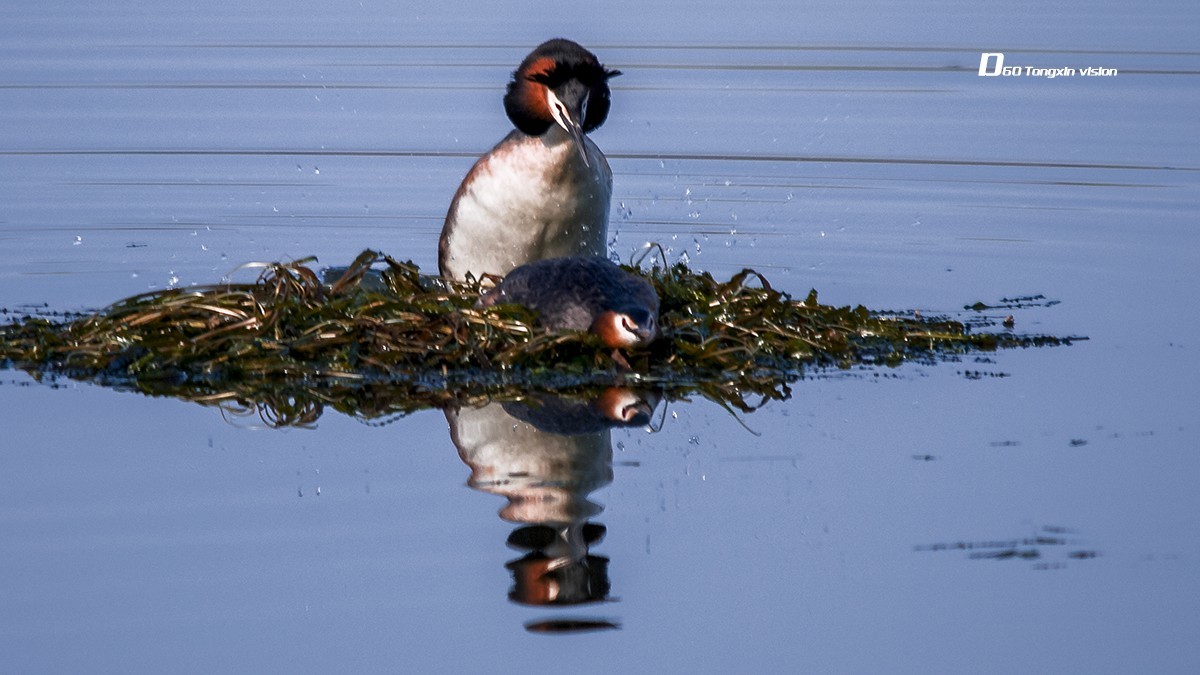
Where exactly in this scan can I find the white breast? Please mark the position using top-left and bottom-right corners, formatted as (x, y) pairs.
(440, 127), (612, 280)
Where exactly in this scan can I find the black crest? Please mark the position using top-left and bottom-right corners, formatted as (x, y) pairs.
(503, 39), (621, 135)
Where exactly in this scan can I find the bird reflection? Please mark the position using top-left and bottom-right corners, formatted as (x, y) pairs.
(444, 387), (658, 620)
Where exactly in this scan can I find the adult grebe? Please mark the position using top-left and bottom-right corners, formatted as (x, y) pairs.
(476, 256), (659, 350)
(439, 39), (621, 281)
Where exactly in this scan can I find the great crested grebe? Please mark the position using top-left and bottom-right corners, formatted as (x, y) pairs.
(476, 255), (659, 350)
(439, 39), (621, 281)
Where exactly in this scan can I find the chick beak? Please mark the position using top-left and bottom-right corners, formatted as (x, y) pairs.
(546, 84), (591, 167)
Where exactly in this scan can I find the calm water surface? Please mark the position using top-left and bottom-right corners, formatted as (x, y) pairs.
(2, 1), (1199, 673)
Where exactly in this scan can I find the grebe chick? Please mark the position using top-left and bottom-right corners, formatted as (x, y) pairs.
(476, 256), (659, 350)
(439, 39), (621, 281)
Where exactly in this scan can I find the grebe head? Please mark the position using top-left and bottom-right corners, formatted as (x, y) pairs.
(503, 39), (621, 166)
(591, 306), (659, 349)
(593, 387), (656, 426)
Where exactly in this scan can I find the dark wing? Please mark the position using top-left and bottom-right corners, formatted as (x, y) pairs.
(477, 256), (658, 333)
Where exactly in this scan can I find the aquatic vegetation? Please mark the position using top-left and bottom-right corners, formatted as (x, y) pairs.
(0, 250), (1076, 426)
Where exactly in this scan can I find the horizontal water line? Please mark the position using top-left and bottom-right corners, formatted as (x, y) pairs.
(107, 43), (1200, 58)
(3, 148), (1196, 172)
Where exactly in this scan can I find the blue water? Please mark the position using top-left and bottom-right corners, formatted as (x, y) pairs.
(2, 1), (1199, 673)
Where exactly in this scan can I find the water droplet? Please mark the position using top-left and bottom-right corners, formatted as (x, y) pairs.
(73, 236), (82, 245)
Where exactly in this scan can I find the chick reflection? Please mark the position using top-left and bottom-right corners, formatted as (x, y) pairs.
(445, 388), (657, 610)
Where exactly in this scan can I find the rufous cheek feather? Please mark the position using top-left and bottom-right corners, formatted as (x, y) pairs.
(590, 310), (625, 349)
(520, 56), (556, 123)
(594, 387), (651, 423)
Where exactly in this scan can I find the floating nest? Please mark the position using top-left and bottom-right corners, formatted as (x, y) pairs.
(0, 250), (1076, 426)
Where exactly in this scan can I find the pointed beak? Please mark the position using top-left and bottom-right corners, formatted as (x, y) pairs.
(546, 85), (591, 167)
(633, 326), (657, 343)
